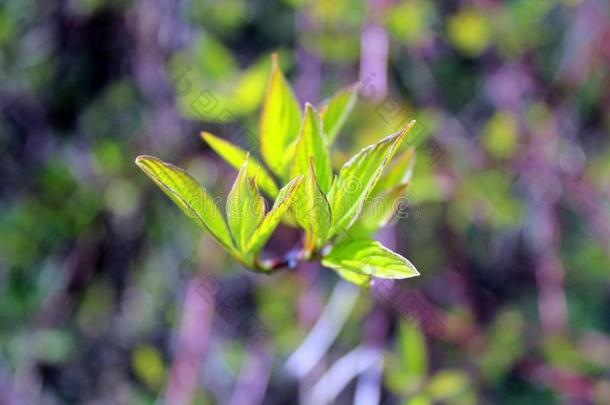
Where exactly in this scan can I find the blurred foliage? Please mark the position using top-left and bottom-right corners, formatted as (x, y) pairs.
(1, 0), (609, 403)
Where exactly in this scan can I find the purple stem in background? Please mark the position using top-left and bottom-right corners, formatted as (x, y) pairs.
(131, 0), (190, 150)
(354, 5), (392, 399)
(354, 309), (388, 405)
(564, 173), (610, 252)
(285, 281), (359, 379)
(517, 108), (570, 336)
(165, 275), (216, 405)
(306, 346), (383, 405)
(532, 204), (568, 335)
(228, 345), (273, 405)
(295, 12), (322, 104)
(355, 226), (394, 404)
(295, 47), (322, 106)
(359, 0), (391, 103)
(297, 260), (324, 327)
(0, 362), (16, 405)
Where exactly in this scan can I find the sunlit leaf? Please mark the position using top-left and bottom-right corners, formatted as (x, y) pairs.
(320, 83), (358, 144)
(349, 183), (409, 237)
(403, 394), (432, 405)
(277, 138), (298, 183)
(201, 131), (279, 197)
(386, 0), (431, 45)
(448, 8), (491, 56)
(247, 176), (304, 256)
(398, 322), (428, 382)
(226, 160), (266, 253)
(292, 161), (332, 252)
(333, 267), (372, 288)
(260, 53), (302, 176)
(385, 320), (428, 394)
(233, 58), (271, 113)
(170, 45), (269, 121)
(372, 147), (415, 197)
(291, 103), (333, 193)
(322, 238), (419, 280)
(328, 122), (414, 236)
(426, 370), (470, 400)
(135, 155), (235, 253)
(132, 345), (166, 390)
(482, 110), (518, 159)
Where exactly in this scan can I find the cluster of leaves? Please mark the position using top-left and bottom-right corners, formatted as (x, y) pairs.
(136, 54), (419, 287)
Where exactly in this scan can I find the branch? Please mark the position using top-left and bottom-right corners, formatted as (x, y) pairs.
(164, 275), (215, 405)
(305, 346), (382, 405)
(285, 281), (360, 378)
(228, 346), (273, 405)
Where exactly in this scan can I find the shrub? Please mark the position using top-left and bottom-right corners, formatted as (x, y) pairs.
(136, 54), (419, 288)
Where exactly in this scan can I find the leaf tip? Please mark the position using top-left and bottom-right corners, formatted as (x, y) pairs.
(388, 120), (416, 151)
(292, 175), (305, 188)
(135, 155), (154, 169)
(238, 154), (250, 175)
(271, 52), (280, 67)
(200, 131), (214, 143)
(399, 120), (417, 140)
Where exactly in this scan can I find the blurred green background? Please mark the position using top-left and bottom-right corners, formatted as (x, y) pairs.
(1, 0), (609, 403)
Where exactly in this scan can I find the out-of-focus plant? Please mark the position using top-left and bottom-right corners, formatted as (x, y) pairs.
(136, 54), (419, 287)
(386, 322), (474, 404)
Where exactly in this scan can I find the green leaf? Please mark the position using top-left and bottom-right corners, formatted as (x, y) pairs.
(260, 53), (302, 177)
(292, 161), (332, 251)
(322, 238), (419, 280)
(135, 155), (235, 253)
(226, 160), (266, 253)
(327, 122), (414, 236)
(348, 183), (409, 237)
(372, 147), (415, 198)
(291, 103), (333, 193)
(247, 176), (304, 256)
(201, 131), (279, 197)
(398, 322), (428, 383)
(386, 321), (428, 394)
(333, 267), (372, 288)
(277, 137), (298, 183)
(403, 395), (432, 405)
(426, 370), (470, 400)
(320, 84), (358, 144)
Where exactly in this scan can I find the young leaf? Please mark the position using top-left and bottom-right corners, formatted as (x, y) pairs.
(333, 267), (372, 288)
(327, 122), (414, 236)
(260, 53), (302, 177)
(292, 161), (332, 251)
(398, 322), (428, 384)
(372, 147), (415, 198)
(291, 103), (333, 193)
(226, 160), (266, 252)
(247, 176), (304, 256)
(322, 238), (419, 279)
(277, 138), (298, 182)
(320, 84), (358, 144)
(201, 131), (279, 197)
(348, 183), (410, 237)
(135, 155), (235, 253)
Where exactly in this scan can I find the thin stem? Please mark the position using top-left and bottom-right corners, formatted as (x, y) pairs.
(255, 244), (316, 273)
(165, 275), (215, 405)
(285, 282), (360, 378)
(305, 345), (382, 405)
(228, 346), (273, 405)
